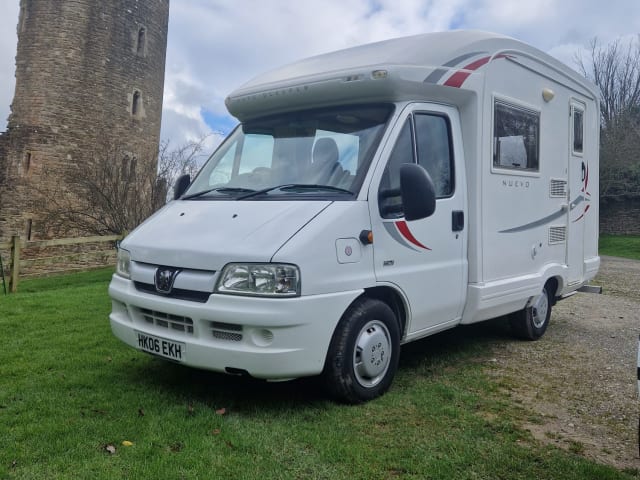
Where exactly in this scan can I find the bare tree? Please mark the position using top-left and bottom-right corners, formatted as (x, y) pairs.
(576, 37), (640, 128)
(575, 36), (640, 201)
(156, 135), (211, 199)
(37, 135), (213, 236)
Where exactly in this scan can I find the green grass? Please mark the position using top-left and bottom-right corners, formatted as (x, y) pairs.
(0, 269), (634, 479)
(599, 234), (640, 260)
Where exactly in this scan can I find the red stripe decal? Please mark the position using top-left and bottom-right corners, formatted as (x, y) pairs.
(572, 204), (591, 223)
(585, 163), (589, 190)
(395, 221), (431, 250)
(444, 56), (490, 87)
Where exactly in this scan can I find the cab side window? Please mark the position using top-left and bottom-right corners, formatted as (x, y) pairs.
(415, 114), (454, 197)
(379, 120), (413, 218)
(379, 113), (454, 218)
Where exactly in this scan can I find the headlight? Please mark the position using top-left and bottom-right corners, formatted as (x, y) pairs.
(116, 248), (131, 279)
(216, 263), (300, 297)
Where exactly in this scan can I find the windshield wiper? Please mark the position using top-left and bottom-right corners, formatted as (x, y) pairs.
(182, 187), (256, 200)
(236, 184), (353, 200)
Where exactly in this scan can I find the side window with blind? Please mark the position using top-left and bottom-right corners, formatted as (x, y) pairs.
(378, 113), (454, 218)
(493, 100), (540, 172)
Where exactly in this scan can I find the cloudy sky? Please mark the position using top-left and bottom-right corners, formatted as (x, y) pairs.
(1, 0), (639, 153)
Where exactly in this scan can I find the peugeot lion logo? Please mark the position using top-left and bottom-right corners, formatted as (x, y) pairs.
(154, 267), (180, 294)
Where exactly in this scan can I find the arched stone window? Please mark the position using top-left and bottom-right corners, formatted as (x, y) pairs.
(25, 218), (33, 241)
(136, 26), (147, 57)
(131, 90), (142, 116)
(20, 151), (32, 176)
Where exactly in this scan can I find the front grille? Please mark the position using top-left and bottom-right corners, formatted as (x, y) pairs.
(139, 308), (194, 334)
(134, 281), (211, 303)
(210, 321), (243, 342)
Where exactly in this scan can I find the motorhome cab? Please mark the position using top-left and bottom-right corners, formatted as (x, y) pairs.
(109, 31), (600, 403)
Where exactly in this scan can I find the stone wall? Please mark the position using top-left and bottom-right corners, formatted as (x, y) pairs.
(19, 241), (118, 278)
(600, 199), (640, 235)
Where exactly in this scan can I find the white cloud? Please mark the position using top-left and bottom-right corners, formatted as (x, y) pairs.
(1, 0), (640, 149)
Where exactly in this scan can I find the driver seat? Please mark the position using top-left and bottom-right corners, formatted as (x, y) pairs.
(310, 138), (343, 185)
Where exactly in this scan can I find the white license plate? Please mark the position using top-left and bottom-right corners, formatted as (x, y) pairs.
(136, 331), (185, 361)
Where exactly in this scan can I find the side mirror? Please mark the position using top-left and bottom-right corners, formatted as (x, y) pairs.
(399, 163), (436, 221)
(173, 174), (191, 200)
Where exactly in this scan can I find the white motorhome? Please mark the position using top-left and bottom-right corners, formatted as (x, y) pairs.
(109, 31), (600, 403)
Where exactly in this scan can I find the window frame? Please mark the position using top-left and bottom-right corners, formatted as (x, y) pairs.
(378, 110), (455, 219)
(491, 96), (541, 177)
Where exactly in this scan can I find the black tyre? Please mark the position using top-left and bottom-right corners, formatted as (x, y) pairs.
(323, 298), (400, 404)
(509, 285), (552, 340)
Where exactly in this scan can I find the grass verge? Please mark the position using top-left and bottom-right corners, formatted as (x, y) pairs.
(0, 268), (634, 479)
(599, 234), (640, 260)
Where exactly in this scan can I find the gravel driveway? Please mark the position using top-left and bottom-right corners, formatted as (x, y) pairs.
(486, 256), (640, 470)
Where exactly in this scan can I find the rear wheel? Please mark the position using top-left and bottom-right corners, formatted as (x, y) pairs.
(323, 298), (400, 404)
(510, 285), (552, 340)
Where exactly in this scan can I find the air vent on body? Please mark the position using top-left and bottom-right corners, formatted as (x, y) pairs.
(550, 179), (567, 197)
(548, 226), (567, 244)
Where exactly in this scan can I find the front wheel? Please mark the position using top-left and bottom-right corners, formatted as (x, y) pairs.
(323, 298), (400, 404)
(509, 285), (552, 340)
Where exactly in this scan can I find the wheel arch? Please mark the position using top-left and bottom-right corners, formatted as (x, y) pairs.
(360, 285), (408, 339)
(545, 276), (560, 305)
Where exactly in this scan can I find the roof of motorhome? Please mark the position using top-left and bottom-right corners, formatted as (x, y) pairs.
(226, 30), (598, 120)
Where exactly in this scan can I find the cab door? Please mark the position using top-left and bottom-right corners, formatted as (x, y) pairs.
(369, 104), (467, 338)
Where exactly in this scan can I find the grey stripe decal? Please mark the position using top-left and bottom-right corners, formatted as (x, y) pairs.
(423, 67), (450, 85)
(423, 51), (486, 84)
(499, 209), (565, 233)
(499, 196), (585, 234)
(383, 222), (420, 251)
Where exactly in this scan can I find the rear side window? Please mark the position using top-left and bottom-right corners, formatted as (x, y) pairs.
(493, 100), (540, 172)
(572, 106), (584, 154)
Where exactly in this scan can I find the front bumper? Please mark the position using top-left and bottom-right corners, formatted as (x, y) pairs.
(108, 274), (362, 379)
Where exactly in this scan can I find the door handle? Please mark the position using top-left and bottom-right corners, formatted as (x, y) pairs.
(452, 211), (464, 232)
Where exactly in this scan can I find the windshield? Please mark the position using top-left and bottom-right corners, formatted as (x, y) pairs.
(183, 104), (393, 200)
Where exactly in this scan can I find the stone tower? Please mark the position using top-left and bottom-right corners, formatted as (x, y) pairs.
(0, 0), (170, 243)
